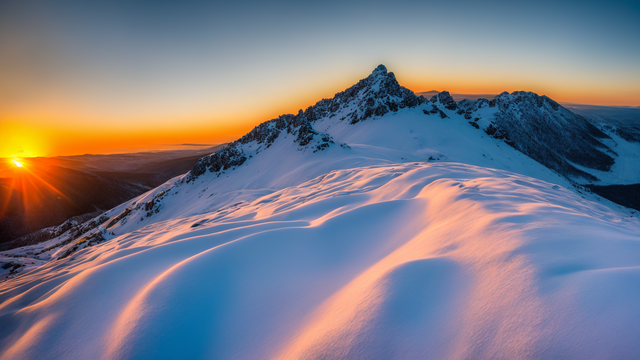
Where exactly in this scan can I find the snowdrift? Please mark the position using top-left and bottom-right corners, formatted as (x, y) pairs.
(1, 162), (639, 359)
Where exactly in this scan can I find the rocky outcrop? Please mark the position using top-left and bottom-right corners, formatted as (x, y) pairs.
(333, 64), (426, 124)
(189, 144), (248, 180)
(430, 91), (457, 111)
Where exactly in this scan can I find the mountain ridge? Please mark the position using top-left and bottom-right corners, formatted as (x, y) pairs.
(188, 65), (424, 180)
(188, 65), (617, 184)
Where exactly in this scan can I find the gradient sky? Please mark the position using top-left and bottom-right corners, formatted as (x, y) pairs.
(1, 0), (639, 157)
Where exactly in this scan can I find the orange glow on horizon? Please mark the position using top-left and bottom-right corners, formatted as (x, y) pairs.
(399, 77), (640, 108)
(1, 71), (638, 158)
(0, 118), (256, 158)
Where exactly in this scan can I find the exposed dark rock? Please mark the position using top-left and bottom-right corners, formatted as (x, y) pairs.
(105, 208), (132, 229)
(484, 123), (509, 140)
(188, 144), (248, 181)
(430, 91), (457, 111)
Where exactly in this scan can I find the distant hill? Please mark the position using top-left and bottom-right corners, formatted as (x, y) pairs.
(0, 145), (223, 249)
(561, 103), (640, 143)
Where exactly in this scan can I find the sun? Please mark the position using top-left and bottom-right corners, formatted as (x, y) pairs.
(12, 159), (23, 168)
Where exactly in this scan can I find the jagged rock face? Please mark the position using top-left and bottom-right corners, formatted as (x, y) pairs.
(332, 64), (426, 123)
(430, 91), (457, 111)
(190, 144), (248, 179)
(187, 65), (425, 181)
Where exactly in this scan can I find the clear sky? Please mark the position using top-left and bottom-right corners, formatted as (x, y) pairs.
(1, 0), (639, 157)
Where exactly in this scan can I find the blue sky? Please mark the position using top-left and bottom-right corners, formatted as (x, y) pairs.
(1, 0), (638, 155)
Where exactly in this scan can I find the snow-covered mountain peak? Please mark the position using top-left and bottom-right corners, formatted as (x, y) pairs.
(187, 65), (625, 188)
(331, 63), (424, 121)
(373, 63), (387, 72)
(371, 63), (388, 74)
(187, 65), (425, 181)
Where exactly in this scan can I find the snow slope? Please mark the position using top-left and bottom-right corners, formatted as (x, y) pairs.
(1, 163), (639, 359)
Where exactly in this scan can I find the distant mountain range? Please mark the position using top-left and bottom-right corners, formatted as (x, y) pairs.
(415, 90), (499, 101)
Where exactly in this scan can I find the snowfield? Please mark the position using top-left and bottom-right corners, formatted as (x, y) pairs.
(1, 163), (640, 359)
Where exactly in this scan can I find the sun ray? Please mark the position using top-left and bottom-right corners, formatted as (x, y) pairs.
(0, 158), (75, 227)
(22, 166), (71, 202)
(0, 177), (17, 219)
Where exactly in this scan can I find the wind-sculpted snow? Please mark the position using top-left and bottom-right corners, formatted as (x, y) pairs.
(1, 163), (640, 359)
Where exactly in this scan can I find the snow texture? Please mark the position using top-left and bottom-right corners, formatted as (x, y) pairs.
(1, 163), (640, 359)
